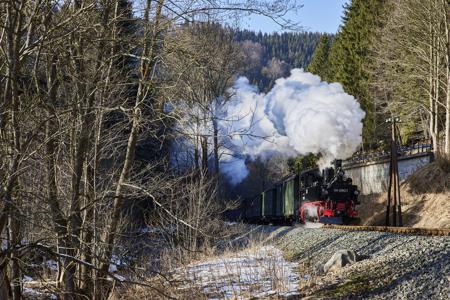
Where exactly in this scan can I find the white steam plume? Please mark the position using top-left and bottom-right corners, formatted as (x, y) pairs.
(219, 69), (365, 184)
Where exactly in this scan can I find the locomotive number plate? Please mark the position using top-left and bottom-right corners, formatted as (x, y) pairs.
(334, 189), (348, 192)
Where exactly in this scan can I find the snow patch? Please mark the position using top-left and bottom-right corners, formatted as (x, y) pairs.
(45, 260), (58, 271)
(107, 274), (126, 282)
(108, 263), (118, 273)
(23, 287), (57, 299)
(177, 246), (300, 299)
(302, 221), (324, 229)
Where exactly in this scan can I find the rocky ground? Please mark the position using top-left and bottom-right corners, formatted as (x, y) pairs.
(263, 226), (450, 299)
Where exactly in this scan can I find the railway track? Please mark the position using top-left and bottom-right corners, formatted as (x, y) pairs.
(323, 224), (450, 236)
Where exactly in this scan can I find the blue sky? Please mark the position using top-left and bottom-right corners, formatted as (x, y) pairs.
(242, 0), (349, 33)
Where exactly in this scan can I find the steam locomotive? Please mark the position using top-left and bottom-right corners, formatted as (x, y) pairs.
(241, 160), (360, 225)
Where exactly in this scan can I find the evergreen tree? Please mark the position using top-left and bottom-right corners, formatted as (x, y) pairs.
(327, 0), (387, 147)
(288, 154), (319, 173)
(306, 35), (332, 81)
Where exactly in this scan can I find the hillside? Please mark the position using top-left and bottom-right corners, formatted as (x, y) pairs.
(235, 30), (323, 68)
(235, 30), (324, 90)
(358, 161), (450, 228)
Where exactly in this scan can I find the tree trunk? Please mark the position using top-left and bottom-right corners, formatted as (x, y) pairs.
(96, 1), (165, 298)
(79, 1), (114, 296)
(81, 164), (95, 294)
(429, 24), (438, 152)
(44, 55), (73, 299)
(201, 136), (208, 174)
(194, 135), (200, 171)
(9, 213), (21, 300)
(445, 0), (450, 154)
(0, 3), (24, 297)
(213, 118), (220, 176)
(0, 263), (11, 300)
(434, 48), (440, 152)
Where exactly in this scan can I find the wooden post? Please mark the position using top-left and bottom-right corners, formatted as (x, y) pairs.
(386, 149), (392, 226)
(385, 117), (403, 227)
(391, 118), (397, 226)
(394, 120), (403, 226)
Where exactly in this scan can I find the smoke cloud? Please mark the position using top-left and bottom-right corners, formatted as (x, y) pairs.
(219, 69), (365, 184)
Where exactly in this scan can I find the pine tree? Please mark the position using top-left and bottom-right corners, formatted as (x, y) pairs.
(327, 0), (387, 147)
(306, 35), (332, 81)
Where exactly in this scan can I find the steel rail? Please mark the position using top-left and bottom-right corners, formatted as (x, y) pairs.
(323, 225), (450, 236)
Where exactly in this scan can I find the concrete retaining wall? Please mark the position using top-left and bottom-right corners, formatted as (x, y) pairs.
(343, 153), (433, 195)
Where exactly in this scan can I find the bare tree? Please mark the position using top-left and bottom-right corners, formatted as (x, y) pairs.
(372, 0), (450, 153)
(166, 21), (242, 181)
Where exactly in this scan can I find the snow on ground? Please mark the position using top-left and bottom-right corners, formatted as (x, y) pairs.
(302, 222), (324, 229)
(45, 260), (58, 271)
(177, 246), (300, 299)
(23, 287), (57, 299)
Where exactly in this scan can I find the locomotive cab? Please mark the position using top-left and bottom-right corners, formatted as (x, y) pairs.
(299, 169), (322, 201)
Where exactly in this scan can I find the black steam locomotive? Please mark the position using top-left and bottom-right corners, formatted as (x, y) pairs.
(241, 160), (360, 225)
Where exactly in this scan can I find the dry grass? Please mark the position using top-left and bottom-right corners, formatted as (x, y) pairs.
(435, 152), (450, 173)
(358, 191), (450, 228)
(358, 160), (450, 228)
(406, 159), (450, 194)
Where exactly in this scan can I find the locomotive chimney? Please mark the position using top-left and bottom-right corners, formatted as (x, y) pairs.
(334, 159), (343, 170)
(323, 167), (335, 183)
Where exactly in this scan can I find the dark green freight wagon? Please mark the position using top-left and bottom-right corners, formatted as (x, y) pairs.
(275, 184), (283, 217)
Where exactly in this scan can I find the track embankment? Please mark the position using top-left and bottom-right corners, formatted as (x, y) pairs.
(324, 224), (450, 236)
(266, 225), (450, 299)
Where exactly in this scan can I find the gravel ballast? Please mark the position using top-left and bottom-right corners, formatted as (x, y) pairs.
(263, 226), (450, 299)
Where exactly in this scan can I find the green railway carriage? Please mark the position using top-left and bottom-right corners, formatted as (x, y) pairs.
(275, 184), (283, 217)
(259, 175), (301, 224)
(244, 194), (262, 222)
(243, 174), (302, 224)
(282, 175), (300, 220)
(262, 188), (276, 219)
